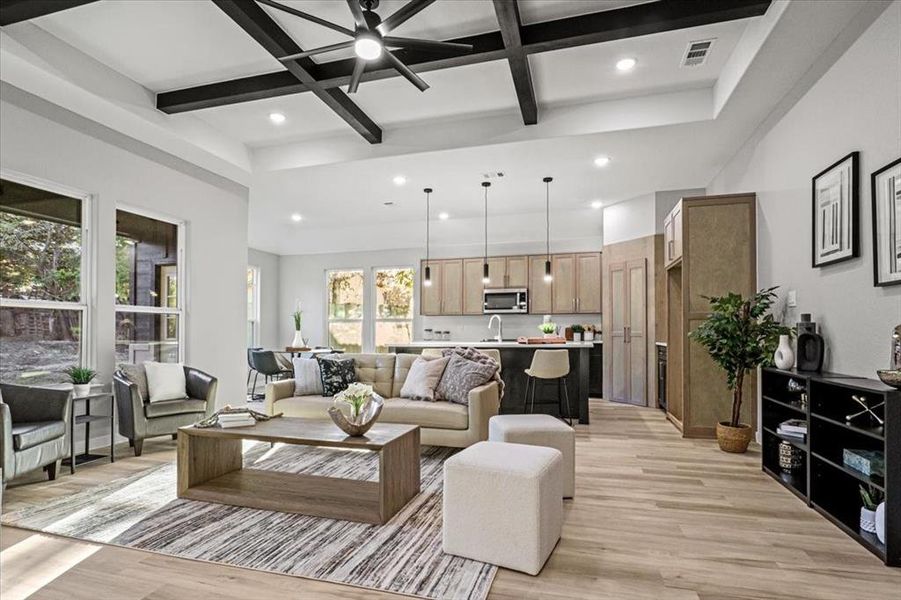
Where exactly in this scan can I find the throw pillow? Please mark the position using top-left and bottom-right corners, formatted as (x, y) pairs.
(317, 356), (357, 397)
(144, 362), (187, 403)
(435, 353), (497, 405)
(400, 356), (450, 401)
(293, 357), (323, 396)
(118, 363), (150, 402)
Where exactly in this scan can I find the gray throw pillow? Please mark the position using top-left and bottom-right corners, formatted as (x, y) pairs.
(400, 356), (450, 401)
(118, 363), (149, 403)
(435, 354), (497, 405)
(293, 357), (323, 396)
(317, 356), (357, 397)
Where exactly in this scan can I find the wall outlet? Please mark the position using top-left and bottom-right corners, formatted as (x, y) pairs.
(787, 290), (797, 307)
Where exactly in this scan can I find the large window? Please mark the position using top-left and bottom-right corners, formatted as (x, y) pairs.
(0, 177), (88, 384)
(327, 270), (363, 353)
(247, 266), (260, 346)
(115, 209), (183, 364)
(374, 268), (414, 352)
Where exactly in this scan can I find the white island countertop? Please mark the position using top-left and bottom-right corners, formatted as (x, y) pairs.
(395, 340), (596, 349)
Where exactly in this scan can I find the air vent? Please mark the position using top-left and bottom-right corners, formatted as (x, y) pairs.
(681, 38), (715, 68)
(481, 172), (505, 180)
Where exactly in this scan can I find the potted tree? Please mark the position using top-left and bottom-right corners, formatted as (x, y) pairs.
(690, 287), (790, 453)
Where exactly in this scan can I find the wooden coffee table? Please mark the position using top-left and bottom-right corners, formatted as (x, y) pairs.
(176, 418), (420, 524)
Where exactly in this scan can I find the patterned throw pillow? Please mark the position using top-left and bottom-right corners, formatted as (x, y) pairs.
(317, 356), (357, 397)
(435, 353), (497, 405)
(400, 356), (450, 401)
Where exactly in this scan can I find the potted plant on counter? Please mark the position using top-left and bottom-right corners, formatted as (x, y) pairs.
(689, 287), (789, 453)
(539, 322), (557, 338)
(571, 324), (585, 342)
(64, 366), (97, 398)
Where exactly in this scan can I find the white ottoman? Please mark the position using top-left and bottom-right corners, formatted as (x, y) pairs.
(489, 414), (575, 498)
(443, 441), (563, 575)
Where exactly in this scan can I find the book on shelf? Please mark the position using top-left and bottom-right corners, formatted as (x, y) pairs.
(218, 412), (252, 420)
(778, 419), (807, 435)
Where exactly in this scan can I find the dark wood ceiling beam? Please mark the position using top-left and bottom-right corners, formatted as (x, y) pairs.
(213, 0), (381, 144)
(0, 0), (98, 26)
(492, 0), (537, 126)
(158, 0), (771, 114)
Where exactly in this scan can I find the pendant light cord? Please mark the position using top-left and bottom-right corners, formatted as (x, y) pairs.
(484, 185), (488, 262)
(426, 189), (430, 263)
(545, 179), (550, 260)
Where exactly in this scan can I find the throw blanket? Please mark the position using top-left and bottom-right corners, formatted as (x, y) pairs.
(441, 347), (505, 401)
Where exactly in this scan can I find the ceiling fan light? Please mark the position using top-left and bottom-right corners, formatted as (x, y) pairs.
(354, 34), (383, 60)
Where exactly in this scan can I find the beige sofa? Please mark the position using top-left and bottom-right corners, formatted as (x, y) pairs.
(264, 353), (500, 448)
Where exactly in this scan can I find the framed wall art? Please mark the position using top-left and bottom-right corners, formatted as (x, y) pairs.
(812, 151), (859, 267)
(871, 157), (901, 287)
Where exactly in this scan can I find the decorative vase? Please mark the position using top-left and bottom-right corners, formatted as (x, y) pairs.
(584, 331), (594, 341)
(716, 421), (753, 453)
(774, 335), (794, 370)
(573, 333), (582, 342)
(328, 394), (384, 437)
(290, 330), (305, 348)
(875, 502), (886, 543)
(73, 384), (92, 398)
(778, 440), (803, 472)
(860, 506), (877, 534)
(543, 332), (555, 339)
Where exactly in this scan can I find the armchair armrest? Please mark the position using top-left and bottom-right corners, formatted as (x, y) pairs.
(0, 384), (71, 423)
(0, 402), (13, 481)
(466, 381), (500, 442)
(184, 367), (218, 416)
(113, 371), (145, 440)
(265, 379), (295, 416)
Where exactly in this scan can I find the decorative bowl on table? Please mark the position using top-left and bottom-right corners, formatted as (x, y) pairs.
(328, 386), (384, 436)
(876, 369), (901, 389)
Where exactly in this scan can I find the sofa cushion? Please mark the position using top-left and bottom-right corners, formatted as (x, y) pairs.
(11, 421), (66, 450)
(144, 398), (207, 419)
(118, 363), (149, 402)
(436, 354), (498, 405)
(144, 362), (187, 402)
(317, 356), (357, 396)
(342, 353), (396, 399)
(293, 357), (323, 396)
(381, 398), (468, 430)
(392, 354), (420, 397)
(400, 356), (449, 401)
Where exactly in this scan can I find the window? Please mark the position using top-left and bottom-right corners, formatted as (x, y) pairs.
(327, 270), (363, 353)
(115, 208), (183, 364)
(0, 177), (89, 385)
(374, 268), (414, 353)
(247, 266), (260, 346)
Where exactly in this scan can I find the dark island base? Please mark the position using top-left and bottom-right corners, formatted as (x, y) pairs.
(390, 345), (590, 424)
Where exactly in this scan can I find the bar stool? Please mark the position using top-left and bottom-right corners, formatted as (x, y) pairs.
(524, 350), (572, 425)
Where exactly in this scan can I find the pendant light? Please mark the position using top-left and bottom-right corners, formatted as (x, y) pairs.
(543, 176), (553, 283)
(423, 187), (433, 287)
(482, 181), (491, 284)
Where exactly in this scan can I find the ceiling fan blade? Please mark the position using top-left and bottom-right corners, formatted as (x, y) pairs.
(347, 58), (366, 94)
(376, 0), (437, 35)
(256, 0), (355, 37)
(383, 36), (473, 53)
(384, 50), (429, 92)
(279, 40), (355, 62)
(346, 0), (368, 30)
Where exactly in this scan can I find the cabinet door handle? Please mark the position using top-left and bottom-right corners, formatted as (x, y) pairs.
(668, 240), (674, 260)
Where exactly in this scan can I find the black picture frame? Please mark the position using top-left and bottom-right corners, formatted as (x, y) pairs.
(811, 151), (859, 268)
(871, 156), (901, 287)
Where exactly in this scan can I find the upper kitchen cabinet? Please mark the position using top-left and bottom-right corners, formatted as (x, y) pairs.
(529, 255), (553, 314)
(551, 254), (577, 313)
(575, 252), (602, 313)
(420, 259), (463, 315)
(462, 258), (486, 315)
(663, 201), (683, 268)
(484, 256), (529, 289)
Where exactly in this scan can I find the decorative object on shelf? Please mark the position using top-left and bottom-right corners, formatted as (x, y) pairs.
(584, 325), (595, 341)
(843, 448), (885, 478)
(482, 181), (491, 284)
(859, 484), (884, 534)
(777, 418), (807, 441)
(539, 322), (557, 338)
(778, 440), (803, 473)
(892, 324), (901, 369)
(329, 383), (382, 436)
(878, 369), (901, 390)
(871, 157), (901, 286)
(690, 287), (790, 453)
(846, 394), (885, 427)
(64, 366), (97, 398)
(800, 392), (808, 411)
(423, 328), (433, 341)
(194, 405), (282, 429)
(291, 302), (305, 348)
(542, 176), (553, 283)
(423, 187), (433, 287)
(812, 151), (859, 267)
(876, 501), (886, 544)
(796, 314), (825, 372)
(787, 378), (806, 393)
(571, 324), (584, 342)
(774, 335), (795, 369)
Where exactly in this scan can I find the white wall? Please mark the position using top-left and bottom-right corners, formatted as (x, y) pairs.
(1, 87), (249, 450)
(708, 1), (901, 376)
(248, 248), (280, 349)
(654, 188), (706, 233)
(603, 188), (706, 244)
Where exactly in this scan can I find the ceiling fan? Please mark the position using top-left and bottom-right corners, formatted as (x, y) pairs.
(257, 0), (473, 93)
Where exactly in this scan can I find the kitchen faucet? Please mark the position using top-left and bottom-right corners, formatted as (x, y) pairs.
(488, 314), (503, 343)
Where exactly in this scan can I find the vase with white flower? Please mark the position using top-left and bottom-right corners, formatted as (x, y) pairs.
(329, 382), (384, 436)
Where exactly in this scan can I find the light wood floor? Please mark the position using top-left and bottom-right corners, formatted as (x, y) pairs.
(3, 400), (900, 600)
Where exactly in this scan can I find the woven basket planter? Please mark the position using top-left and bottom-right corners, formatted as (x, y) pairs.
(716, 421), (753, 453)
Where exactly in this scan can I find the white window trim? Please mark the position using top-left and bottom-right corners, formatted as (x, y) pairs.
(371, 265), (415, 352)
(113, 204), (186, 363)
(0, 168), (94, 370)
(247, 265), (261, 346)
(325, 268), (366, 352)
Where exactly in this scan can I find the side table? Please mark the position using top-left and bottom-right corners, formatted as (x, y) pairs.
(62, 391), (115, 474)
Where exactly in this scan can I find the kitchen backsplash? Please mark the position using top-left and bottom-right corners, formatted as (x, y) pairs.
(418, 314), (602, 341)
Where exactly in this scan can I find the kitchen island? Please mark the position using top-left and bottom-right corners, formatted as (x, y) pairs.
(388, 341), (595, 424)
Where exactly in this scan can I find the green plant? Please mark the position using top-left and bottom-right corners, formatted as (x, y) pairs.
(63, 366), (96, 385)
(292, 309), (303, 331)
(689, 287), (791, 428)
(539, 322), (557, 334)
(860, 484), (884, 510)
(571, 324), (585, 334)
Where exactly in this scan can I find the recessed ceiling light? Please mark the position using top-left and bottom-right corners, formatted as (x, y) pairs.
(591, 200), (603, 209)
(616, 57), (637, 72)
(438, 212), (449, 220)
(593, 156), (611, 168)
(393, 175), (407, 186)
(269, 112), (286, 124)
(290, 213), (302, 222)
(383, 201), (395, 206)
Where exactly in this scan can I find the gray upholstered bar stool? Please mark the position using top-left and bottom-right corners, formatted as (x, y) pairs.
(524, 350), (572, 425)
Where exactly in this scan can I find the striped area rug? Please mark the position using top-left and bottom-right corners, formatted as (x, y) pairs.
(2, 443), (496, 600)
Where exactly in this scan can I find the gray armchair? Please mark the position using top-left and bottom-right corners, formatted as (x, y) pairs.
(1, 384), (72, 487)
(113, 364), (217, 456)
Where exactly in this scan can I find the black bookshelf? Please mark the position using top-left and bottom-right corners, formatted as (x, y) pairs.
(761, 367), (900, 566)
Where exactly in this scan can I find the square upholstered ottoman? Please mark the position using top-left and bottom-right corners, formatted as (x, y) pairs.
(442, 441), (563, 575)
(489, 414), (575, 498)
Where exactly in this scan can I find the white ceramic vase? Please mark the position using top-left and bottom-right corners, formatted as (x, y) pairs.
(860, 506), (877, 533)
(72, 384), (92, 398)
(291, 330), (305, 348)
(774, 335), (794, 370)
(573, 333), (583, 342)
(584, 332), (594, 341)
(543, 332), (555, 339)
(875, 502), (886, 543)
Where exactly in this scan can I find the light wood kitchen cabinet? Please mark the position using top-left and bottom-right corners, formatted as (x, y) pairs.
(575, 252), (602, 313)
(419, 259), (463, 315)
(528, 255), (553, 314)
(506, 256), (528, 288)
(420, 259), (443, 316)
(663, 201), (684, 267)
(608, 259), (647, 405)
(551, 254), (576, 313)
(484, 257), (506, 288)
(462, 258), (486, 315)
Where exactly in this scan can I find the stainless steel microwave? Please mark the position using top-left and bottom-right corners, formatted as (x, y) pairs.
(483, 288), (528, 314)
